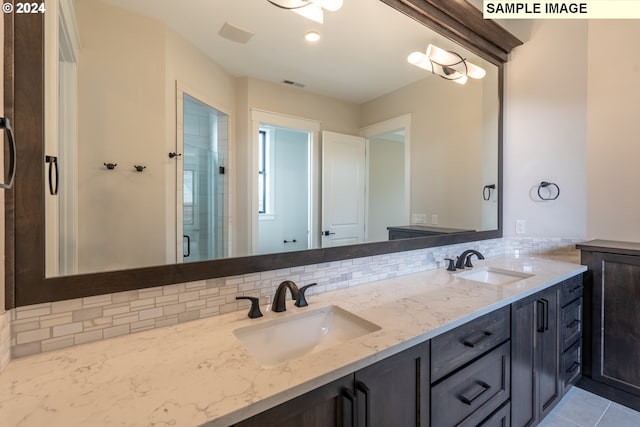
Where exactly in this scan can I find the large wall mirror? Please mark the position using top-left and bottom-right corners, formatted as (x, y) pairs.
(5, 0), (521, 307)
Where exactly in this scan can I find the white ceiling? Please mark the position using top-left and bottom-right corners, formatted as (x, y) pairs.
(94, 0), (485, 103)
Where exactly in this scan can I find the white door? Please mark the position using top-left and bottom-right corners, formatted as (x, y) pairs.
(321, 131), (366, 247)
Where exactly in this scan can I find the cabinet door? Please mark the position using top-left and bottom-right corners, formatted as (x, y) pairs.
(354, 341), (430, 427)
(537, 287), (561, 419)
(234, 374), (355, 427)
(511, 293), (537, 427)
(592, 253), (640, 397)
(511, 285), (561, 427)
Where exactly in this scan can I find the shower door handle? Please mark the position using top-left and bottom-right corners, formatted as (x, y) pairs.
(45, 155), (59, 195)
(0, 117), (16, 190)
(183, 235), (191, 258)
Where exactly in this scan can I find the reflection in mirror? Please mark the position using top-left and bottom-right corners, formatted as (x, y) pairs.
(180, 94), (229, 263)
(44, 0), (499, 278)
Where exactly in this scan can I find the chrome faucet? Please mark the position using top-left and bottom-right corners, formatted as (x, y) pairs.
(271, 280), (317, 313)
(454, 249), (485, 270)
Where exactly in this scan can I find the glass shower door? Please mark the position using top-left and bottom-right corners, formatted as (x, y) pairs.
(182, 94), (227, 262)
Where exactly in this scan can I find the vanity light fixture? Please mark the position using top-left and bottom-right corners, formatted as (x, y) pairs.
(407, 43), (486, 85)
(266, 0), (343, 24)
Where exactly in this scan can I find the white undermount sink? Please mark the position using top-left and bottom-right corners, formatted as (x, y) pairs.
(233, 305), (381, 367)
(455, 266), (533, 285)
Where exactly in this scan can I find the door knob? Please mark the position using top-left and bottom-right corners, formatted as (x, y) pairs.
(323, 230), (336, 236)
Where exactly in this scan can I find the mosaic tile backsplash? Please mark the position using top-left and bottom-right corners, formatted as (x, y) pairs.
(4, 237), (582, 362)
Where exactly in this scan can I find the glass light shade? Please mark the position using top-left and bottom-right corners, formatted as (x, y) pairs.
(293, 3), (324, 23)
(426, 44), (461, 66)
(314, 0), (344, 12)
(466, 62), (486, 79)
(426, 43), (485, 80)
(407, 51), (433, 72)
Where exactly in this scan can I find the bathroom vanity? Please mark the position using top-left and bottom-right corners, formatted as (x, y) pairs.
(0, 256), (586, 426)
(577, 240), (640, 411)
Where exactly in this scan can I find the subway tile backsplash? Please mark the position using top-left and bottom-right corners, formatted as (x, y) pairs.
(4, 236), (582, 361)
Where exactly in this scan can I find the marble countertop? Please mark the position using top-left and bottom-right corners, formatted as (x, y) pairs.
(0, 255), (586, 427)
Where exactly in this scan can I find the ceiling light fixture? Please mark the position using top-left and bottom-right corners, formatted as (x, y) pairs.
(407, 43), (486, 85)
(305, 31), (321, 42)
(266, 0), (344, 24)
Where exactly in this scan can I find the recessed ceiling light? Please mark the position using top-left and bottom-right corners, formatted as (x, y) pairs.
(305, 31), (321, 42)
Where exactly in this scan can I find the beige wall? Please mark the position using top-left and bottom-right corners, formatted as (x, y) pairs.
(502, 20), (588, 239)
(361, 75), (487, 231)
(75, 0), (167, 273)
(586, 21), (640, 241)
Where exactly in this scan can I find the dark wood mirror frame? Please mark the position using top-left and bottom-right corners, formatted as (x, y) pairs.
(3, 0), (522, 308)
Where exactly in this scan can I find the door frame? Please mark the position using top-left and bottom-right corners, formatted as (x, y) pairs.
(250, 109), (320, 254)
(359, 114), (411, 240)
(175, 81), (233, 263)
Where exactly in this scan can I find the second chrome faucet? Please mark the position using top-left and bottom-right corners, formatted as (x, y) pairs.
(271, 280), (317, 312)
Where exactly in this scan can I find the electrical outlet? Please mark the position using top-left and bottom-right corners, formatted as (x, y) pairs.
(412, 213), (427, 224)
(515, 220), (527, 235)
(431, 214), (439, 225)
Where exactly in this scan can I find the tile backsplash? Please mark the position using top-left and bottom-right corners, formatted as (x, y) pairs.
(5, 236), (582, 362)
(0, 311), (10, 371)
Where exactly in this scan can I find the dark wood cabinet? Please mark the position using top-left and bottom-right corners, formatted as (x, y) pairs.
(431, 306), (510, 383)
(354, 341), (430, 427)
(511, 284), (561, 427)
(578, 241), (640, 411)
(386, 225), (472, 240)
(431, 341), (511, 427)
(233, 374), (355, 427)
(234, 341), (429, 427)
(559, 276), (584, 394)
(479, 402), (511, 427)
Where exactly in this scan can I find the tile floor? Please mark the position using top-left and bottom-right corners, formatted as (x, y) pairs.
(539, 387), (640, 427)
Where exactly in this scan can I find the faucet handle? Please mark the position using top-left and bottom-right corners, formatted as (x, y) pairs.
(236, 296), (263, 319)
(444, 258), (457, 271)
(295, 283), (317, 307)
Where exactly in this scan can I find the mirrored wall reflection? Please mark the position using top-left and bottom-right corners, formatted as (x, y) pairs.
(181, 94), (228, 263)
(257, 125), (311, 255)
(45, 0), (499, 277)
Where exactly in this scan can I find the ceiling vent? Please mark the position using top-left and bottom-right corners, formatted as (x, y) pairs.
(219, 22), (255, 44)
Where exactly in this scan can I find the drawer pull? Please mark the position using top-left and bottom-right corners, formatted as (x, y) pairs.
(566, 319), (579, 329)
(341, 388), (356, 427)
(463, 331), (493, 348)
(537, 299), (549, 332)
(566, 361), (580, 374)
(458, 381), (491, 405)
(356, 381), (370, 427)
(570, 285), (582, 293)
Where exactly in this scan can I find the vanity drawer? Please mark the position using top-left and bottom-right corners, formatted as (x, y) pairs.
(561, 275), (583, 306)
(431, 306), (510, 382)
(562, 340), (582, 392)
(561, 297), (582, 350)
(431, 341), (511, 427)
(478, 402), (510, 427)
